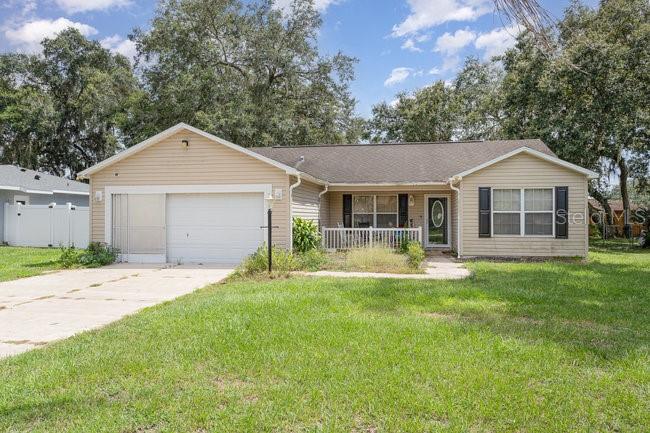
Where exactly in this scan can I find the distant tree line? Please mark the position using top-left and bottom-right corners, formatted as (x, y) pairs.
(0, 0), (647, 219)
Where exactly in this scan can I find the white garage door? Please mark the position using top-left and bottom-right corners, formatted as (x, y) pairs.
(166, 193), (265, 264)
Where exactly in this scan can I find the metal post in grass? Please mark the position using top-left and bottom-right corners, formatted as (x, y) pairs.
(261, 193), (279, 273)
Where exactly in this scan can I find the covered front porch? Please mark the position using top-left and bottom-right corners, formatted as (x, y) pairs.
(318, 186), (457, 251)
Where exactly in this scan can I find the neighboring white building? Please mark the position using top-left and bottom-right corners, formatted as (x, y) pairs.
(1, 165), (89, 243)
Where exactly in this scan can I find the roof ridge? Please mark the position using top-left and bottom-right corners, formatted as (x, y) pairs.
(252, 138), (541, 150)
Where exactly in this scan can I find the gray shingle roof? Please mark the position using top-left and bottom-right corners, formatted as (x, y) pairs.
(250, 139), (555, 184)
(0, 165), (89, 193)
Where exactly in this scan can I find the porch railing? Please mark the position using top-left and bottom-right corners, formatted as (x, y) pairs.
(321, 227), (422, 250)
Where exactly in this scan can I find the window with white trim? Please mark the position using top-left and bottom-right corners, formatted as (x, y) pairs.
(492, 188), (555, 236)
(352, 195), (398, 228)
(524, 188), (553, 235)
(493, 189), (521, 235)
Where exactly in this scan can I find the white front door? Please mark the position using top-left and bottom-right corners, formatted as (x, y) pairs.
(166, 192), (265, 264)
(424, 195), (450, 248)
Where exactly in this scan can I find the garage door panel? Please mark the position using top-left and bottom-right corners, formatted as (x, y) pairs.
(166, 193), (264, 264)
(166, 228), (262, 245)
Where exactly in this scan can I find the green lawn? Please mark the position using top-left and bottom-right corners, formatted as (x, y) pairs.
(1, 247), (649, 432)
(0, 246), (62, 282)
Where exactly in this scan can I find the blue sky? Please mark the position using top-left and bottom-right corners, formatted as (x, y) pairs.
(0, 0), (596, 117)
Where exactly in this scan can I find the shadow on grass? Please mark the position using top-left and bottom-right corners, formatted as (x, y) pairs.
(22, 260), (60, 268)
(348, 258), (649, 360)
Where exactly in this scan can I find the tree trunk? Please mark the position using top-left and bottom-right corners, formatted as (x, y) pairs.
(589, 186), (613, 225)
(618, 158), (631, 238)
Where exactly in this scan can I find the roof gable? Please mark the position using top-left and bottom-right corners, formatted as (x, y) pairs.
(77, 123), (300, 179)
(454, 147), (598, 179)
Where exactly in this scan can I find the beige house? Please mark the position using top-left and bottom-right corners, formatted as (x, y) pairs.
(78, 123), (598, 264)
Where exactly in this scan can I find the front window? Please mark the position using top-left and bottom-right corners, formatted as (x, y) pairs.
(352, 195), (398, 228)
(524, 189), (553, 235)
(492, 188), (554, 236)
(493, 189), (521, 235)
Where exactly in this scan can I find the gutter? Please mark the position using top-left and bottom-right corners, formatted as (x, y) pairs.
(318, 183), (329, 228)
(448, 175), (462, 259)
(288, 174), (302, 252)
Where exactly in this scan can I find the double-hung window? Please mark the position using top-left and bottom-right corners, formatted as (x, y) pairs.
(524, 189), (554, 235)
(492, 188), (554, 236)
(493, 189), (521, 235)
(352, 195), (398, 228)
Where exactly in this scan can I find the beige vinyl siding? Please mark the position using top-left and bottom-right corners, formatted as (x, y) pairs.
(291, 179), (325, 223)
(325, 186), (456, 249)
(89, 130), (291, 249)
(460, 153), (588, 257)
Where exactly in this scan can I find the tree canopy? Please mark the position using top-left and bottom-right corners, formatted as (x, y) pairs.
(0, 29), (137, 176)
(367, 0), (649, 219)
(128, 0), (362, 148)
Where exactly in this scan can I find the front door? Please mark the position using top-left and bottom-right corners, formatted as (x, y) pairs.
(425, 196), (449, 247)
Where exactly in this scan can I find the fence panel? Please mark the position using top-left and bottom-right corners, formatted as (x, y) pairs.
(3, 203), (89, 248)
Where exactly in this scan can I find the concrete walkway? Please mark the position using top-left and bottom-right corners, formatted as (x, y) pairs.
(0, 264), (232, 358)
(300, 253), (471, 280)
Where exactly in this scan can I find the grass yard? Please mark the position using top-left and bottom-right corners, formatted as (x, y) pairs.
(321, 247), (424, 274)
(0, 246), (63, 282)
(0, 246), (649, 432)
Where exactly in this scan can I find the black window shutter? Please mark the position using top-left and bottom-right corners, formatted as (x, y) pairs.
(398, 194), (409, 227)
(479, 187), (491, 238)
(555, 186), (568, 239)
(343, 194), (352, 228)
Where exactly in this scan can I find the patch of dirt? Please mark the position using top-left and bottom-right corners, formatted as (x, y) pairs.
(419, 311), (458, 321)
(213, 376), (251, 390)
(352, 416), (378, 433)
(33, 295), (54, 300)
(67, 288), (81, 293)
(89, 283), (102, 287)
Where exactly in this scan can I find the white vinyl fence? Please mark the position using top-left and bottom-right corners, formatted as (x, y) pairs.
(3, 203), (89, 248)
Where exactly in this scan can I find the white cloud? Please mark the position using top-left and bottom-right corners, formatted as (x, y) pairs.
(428, 67), (441, 75)
(54, 0), (131, 13)
(401, 38), (422, 52)
(474, 25), (521, 59)
(392, 0), (491, 37)
(434, 28), (476, 55)
(4, 18), (97, 52)
(100, 35), (137, 61)
(400, 34), (430, 52)
(384, 67), (414, 86)
(273, 0), (342, 12)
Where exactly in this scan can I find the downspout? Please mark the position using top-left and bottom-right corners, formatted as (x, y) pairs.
(289, 174), (302, 252)
(318, 184), (329, 228)
(448, 176), (462, 259)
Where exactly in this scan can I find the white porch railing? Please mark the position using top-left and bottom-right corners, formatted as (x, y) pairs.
(321, 227), (422, 250)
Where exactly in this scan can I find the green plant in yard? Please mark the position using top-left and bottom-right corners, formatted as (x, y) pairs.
(296, 248), (329, 271)
(292, 217), (321, 253)
(405, 241), (425, 269)
(77, 242), (118, 268)
(59, 246), (82, 268)
(235, 244), (297, 277)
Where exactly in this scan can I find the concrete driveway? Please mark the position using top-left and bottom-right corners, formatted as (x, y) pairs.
(0, 264), (233, 358)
